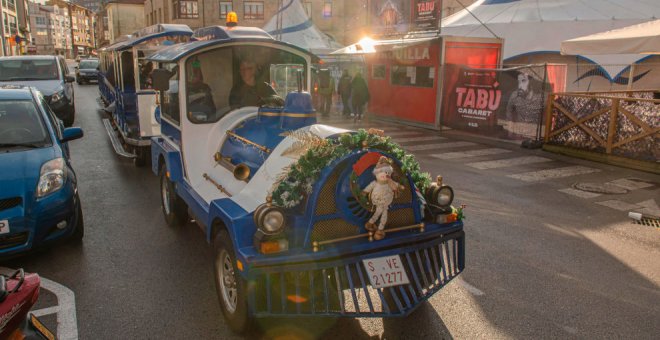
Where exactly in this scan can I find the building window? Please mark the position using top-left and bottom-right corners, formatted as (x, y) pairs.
(36, 17), (47, 25)
(372, 64), (386, 79)
(219, 1), (232, 19)
(243, 1), (264, 20)
(322, 2), (332, 18)
(303, 2), (312, 18)
(390, 65), (434, 88)
(158, 8), (162, 23)
(173, 0), (199, 19)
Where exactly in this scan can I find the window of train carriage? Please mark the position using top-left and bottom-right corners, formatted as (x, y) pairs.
(159, 63), (181, 125)
(185, 46), (308, 124)
(119, 51), (135, 91)
(136, 49), (157, 90)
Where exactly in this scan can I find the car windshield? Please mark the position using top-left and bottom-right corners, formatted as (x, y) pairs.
(0, 100), (51, 148)
(79, 60), (99, 69)
(0, 59), (59, 81)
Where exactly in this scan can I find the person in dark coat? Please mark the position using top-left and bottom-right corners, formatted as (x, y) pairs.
(337, 69), (352, 116)
(351, 71), (370, 122)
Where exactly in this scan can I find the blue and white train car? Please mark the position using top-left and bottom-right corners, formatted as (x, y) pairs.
(148, 24), (465, 333)
(98, 24), (192, 166)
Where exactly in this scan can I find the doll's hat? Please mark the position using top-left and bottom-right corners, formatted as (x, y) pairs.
(373, 156), (393, 175)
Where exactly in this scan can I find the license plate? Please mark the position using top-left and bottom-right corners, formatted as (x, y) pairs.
(0, 220), (9, 235)
(362, 255), (410, 289)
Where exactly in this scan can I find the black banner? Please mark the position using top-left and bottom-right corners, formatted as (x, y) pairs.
(413, 0), (441, 31)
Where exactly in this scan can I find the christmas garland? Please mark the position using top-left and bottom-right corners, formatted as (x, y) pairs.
(271, 129), (432, 208)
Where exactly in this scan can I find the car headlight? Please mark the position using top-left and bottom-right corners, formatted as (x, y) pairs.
(36, 158), (67, 198)
(50, 90), (65, 103)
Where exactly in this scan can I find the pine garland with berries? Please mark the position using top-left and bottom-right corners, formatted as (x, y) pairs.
(271, 129), (432, 208)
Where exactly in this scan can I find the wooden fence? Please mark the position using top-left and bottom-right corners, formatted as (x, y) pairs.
(543, 90), (659, 173)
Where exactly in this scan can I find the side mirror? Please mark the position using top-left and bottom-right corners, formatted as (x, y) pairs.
(151, 69), (172, 92)
(61, 127), (83, 143)
(74, 66), (79, 70)
(65, 75), (75, 83)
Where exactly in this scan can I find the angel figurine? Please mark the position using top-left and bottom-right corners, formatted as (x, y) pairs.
(363, 156), (402, 240)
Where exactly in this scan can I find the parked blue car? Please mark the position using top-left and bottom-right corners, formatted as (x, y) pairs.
(0, 85), (84, 257)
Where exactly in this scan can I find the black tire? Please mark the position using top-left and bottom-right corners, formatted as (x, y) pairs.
(160, 165), (188, 227)
(213, 230), (252, 334)
(63, 103), (75, 127)
(69, 195), (84, 242)
(133, 146), (148, 167)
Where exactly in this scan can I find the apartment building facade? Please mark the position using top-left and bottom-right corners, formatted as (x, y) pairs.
(141, 0), (475, 47)
(105, 0), (144, 43)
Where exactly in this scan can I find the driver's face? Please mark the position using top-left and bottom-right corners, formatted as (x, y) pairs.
(240, 62), (256, 86)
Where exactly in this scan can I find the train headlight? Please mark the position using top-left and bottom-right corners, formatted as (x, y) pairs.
(262, 209), (285, 234)
(254, 202), (286, 235)
(435, 186), (454, 207)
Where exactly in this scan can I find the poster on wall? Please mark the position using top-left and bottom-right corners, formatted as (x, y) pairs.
(447, 65), (551, 139)
(449, 68), (502, 131)
(413, 0), (441, 31)
(370, 0), (412, 35)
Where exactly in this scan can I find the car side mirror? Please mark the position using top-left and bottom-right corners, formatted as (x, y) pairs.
(151, 69), (172, 92)
(74, 66), (79, 70)
(65, 75), (75, 83)
(61, 127), (83, 143)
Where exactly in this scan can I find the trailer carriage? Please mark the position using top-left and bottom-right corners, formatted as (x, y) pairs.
(98, 24), (193, 166)
(148, 23), (465, 333)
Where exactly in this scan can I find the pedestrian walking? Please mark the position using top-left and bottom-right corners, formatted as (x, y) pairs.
(351, 71), (370, 122)
(318, 69), (335, 115)
(337, 69), (352, 116)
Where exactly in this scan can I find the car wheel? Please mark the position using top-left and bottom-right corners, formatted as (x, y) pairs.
(70, 195), (84, 242)
(160, 165), (188, 227)
(76, 78), (82, 85)
(213, 230), (252, 334)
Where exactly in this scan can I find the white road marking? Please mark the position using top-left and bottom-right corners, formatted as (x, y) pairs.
(382, 131), (424, 137)
(607, 178), (655, 190)
(457, 279), (485, 296)
(467, 156), (552, 170)
(595, 200), (642, 211)
(507, 166), (600, 182)
(32, 277), (79, 340)
(430, 148), (511, 160)
(635, 199), (660, 218)
(405, 141), (476, 151)
(393, 136), (446, 143)
(558, 188), (602, 199)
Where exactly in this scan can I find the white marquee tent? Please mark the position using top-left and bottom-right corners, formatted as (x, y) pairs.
(440, 0), (660, 75)
(561, 19), (660, 55)
(263, 0), (343, 55)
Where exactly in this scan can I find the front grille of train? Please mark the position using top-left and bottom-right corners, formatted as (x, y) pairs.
(311, 163), (417, 242)
(250, 231), (465, 316)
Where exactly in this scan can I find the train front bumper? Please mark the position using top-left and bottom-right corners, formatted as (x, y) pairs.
(245, 229), (465, 317)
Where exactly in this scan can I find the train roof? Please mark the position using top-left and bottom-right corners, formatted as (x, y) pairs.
(107, 24), (193, 52)
(146, 25), (320, 63)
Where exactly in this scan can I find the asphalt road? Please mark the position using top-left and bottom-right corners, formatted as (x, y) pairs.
(3, 77), (659, 339)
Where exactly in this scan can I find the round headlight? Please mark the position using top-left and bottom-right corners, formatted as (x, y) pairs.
(261, 209), (285, 234)
(436, 185), (454, 207)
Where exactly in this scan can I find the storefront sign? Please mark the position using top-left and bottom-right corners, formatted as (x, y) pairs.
(393, 46), (430, 60)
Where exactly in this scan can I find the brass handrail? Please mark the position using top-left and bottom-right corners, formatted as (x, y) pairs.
(203, 173), (232, 197)
(226, 130), (271, 154)
(312, 223), (425, 252)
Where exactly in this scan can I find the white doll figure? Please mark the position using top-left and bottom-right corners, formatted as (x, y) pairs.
(363, 156), (401, 240)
